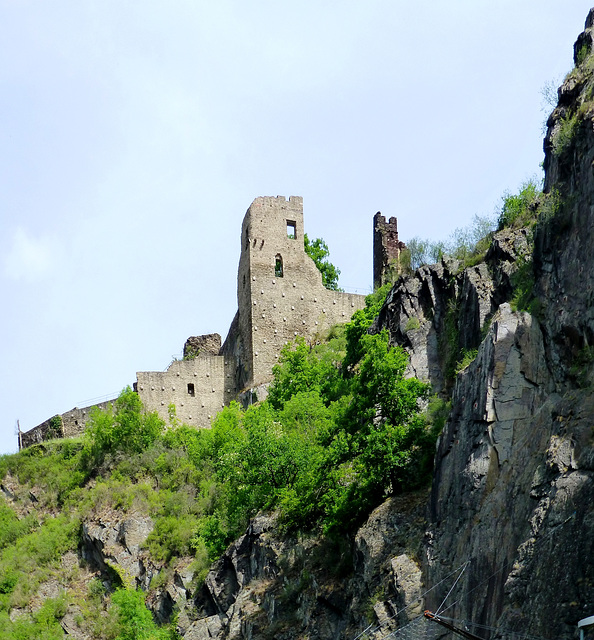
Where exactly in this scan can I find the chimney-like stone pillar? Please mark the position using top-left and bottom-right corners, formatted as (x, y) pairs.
(373, 212), (406, 290)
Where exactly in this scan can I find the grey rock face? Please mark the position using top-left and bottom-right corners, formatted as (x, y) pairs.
(179, 498), (426, 640)
(81, 512), (156, 589)
(372, 227), (530, 395)
(422, 15), (594, 631)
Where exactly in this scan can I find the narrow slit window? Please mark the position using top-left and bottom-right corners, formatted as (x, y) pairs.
(287, 220), (296, 239)
(187, 383), (195, 397)
(275, 254), (284, 278)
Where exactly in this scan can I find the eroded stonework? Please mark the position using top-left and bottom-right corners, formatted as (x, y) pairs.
(22, 196), (368, 441)
(135, 196), (366, 426)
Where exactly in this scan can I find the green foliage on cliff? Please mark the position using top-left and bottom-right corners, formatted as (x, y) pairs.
(111, 588), (171, 640)
(0, 292), (440, 636)
(497, 179), (541, 229)
(343, 283), (392, 371)
(401, 213), (497, 272)
(400, 180), (547, 275)
(84, 387), (164, 463)
(304, 233), (342, 291)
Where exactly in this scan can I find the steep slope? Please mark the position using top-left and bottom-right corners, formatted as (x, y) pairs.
(3, 11), (594, 640)
(420, 12), (594, 639)
(183, 12), (594, 640)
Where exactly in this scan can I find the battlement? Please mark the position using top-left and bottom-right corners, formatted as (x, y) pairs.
(250, 195), (303, 207)
(373, 212), (398, 228)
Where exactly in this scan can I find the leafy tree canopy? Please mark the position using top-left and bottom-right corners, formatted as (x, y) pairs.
(304, 233), (342, 291)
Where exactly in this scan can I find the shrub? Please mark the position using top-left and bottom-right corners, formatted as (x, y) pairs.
(552, 112), (580, 156)
(576, 42), (590, 67)
(145, 514), (199, 562)
(85, 387), (165, 463)
(110, 588), (170, 640)
(304, 234), (342, 291)
(0, 503), (37, 550)
(455, 349), (478, 373)
(497, 179), (541, 230)
(510, 258), (536, 313)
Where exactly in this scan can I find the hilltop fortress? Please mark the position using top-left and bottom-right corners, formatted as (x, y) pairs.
(21, 197), (405, 447)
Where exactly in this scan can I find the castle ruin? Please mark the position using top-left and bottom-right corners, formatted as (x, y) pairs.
(373, 212), (407, 289)
(21, 197), (403, 447)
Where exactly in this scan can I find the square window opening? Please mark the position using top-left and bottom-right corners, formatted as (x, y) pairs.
(287, 220), (296, 239)
(187, 383), (195, 397)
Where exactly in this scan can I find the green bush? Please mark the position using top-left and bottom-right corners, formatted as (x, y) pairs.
(576, 42), (590, 67)
(455, 349), (478, 373)
(110, 588), (170, 640)
(304, 234), (342, 291)
(84, 387), (165, 464)
(497, 179), (541, 230)
(0, 503), (37, 550)
(0, 593), (68, 640)
(510, 258), (536, 312)
(145, 514), (199, 562)
(552, 112), (580, 156)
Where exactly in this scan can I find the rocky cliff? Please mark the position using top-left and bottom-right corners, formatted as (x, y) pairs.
(168, 11), (594, 639)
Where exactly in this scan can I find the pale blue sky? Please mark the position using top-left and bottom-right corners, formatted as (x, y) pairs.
(1, 1), (591, 453)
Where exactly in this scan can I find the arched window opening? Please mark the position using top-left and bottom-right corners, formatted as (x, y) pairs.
(275, 254), (284, 278)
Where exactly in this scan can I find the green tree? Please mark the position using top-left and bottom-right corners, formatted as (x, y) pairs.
(111, 588), (169, 640)
(85, 387), (164, 462)
(319, 331), (431, 532)
(267, 338), (324, 409)
(343, 283), (391, 372)
(304, 233), (341, 291)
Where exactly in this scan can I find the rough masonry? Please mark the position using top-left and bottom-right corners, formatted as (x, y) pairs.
(22, 196), (403, 445)
(373, 212), (407, 289)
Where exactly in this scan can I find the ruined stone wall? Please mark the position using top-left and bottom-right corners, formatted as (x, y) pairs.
(374, 212), (406, 289)
(183, 333), (221, 358)
(136, 355), (236, 427)
(234, 196), (366, 388)
(20, 399), (116, 448)
(21, 195), (368, 445)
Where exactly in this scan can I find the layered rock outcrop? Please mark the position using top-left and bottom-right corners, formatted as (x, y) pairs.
(164, 12), (594, 640)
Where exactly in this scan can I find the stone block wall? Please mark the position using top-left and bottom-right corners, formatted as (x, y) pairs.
(136, 355), (236, 428)
(21, 195), (380, 446)
(234, 196), (366, 387)
(374, 212), (406, 289)
(20, 399), (116, 448)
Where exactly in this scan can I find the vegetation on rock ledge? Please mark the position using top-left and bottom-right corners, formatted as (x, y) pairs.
(0, 289), (442, 638)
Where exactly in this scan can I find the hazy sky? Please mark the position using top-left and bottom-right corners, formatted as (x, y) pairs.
(1, 1), (591, 454)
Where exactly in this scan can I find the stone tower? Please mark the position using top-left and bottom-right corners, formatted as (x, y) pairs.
(222, 196), (366, 393)
(373, 212), (406, 290)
